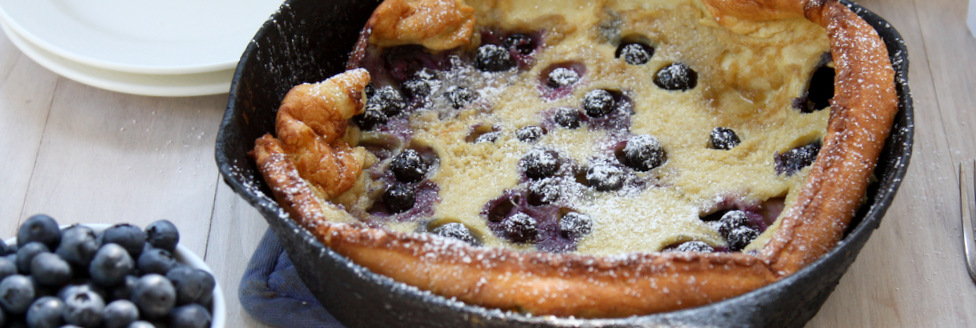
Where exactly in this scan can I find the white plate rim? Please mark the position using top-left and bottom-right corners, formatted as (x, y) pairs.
(0, 0), (277, 75)
(0, 20), (233, 97)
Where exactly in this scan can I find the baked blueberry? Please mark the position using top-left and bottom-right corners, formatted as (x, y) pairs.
(615, 42), (654, 65)
(166, 266), (215, 306)
(775, 142), (821, 176)
(559, 212), (593, 240)
(383, 183), (416, 213)
(553, 107), (581, 129)
(26, 296), (63, 328)
(56, 225), (99, 268)
(131, 274), (176, 319)
(355, 109), (388, 130)
(485, 194), (520, 223)
(402, 69), (435, 99)
(89, 243), (134, 287)
(474, 131), (501, 143)
(527, 178), (561, 206)
(366, 86), (406, 117)
(800, 64), (835, 113)
(15, 242), (49, 274)
(30, 252), (72, 287)
(585, 163), (626, 191)
(501, 213), (538, 243)
(618, 135), (666, 171)
(668, 241), (714, 253)
(102, 299), (139, 328)
(504, 33), (536, 55)
(654, 62), (697, 91)
(0, 274), (35, 314)
(444, 86), (475, 109)
(170, 304), (211, 328)
(431, 222), (481, 246)
(145, 220), (180, 253)
(137, 247), (176, 275)
(717, 210), (750, 237)
(100, 224), (147, 259)
(16, 214), (60, 249)
(709, 127), (741, 150)
(520, 149), (560, 179)
(516, 126), (545, 142)
(62, 287), (105, 327)
(726, 226), (759, 251)
(582, 89), (615, 118)
(547, 67), (580, 88)
(391, 149), (429, 183)
(474, 44), (514, 72)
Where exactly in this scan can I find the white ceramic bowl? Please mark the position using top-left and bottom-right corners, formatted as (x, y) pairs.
(4, 223), (226, 328)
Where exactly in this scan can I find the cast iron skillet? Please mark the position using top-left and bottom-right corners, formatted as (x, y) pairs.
(215, 1), (913, 326)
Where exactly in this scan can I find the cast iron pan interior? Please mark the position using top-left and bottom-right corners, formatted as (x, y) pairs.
(215, 1), (913, 326)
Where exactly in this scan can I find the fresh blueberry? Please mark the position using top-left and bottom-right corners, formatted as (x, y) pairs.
(137, 248), (176, 276)
(654, 62), (697, 91)
(710, 127), (741, 150)
(355, 109), (389, 130)
(131, 274), (176, 319)
(553, 107), (581, 129)
(383, 183), (416, 214)
(16, 214), (60, 249)
(166, 266), (215, 306)
(547, 67), (580, 88)
(103, 299), (139, 328)
(775, 142), (821, 176)
(56, 225), (99, 269)
(30, 252), (72, 287)
(520, 148), (560, 179)
(619, 135), (666, 171)
(717, 210), (750, 238)
(145, 220), (180, 253)
(0, 274), (35, 314)
(0, 257), (16, 281)
(559, 212), (593, 240)
(515, 126), (545, 142)
(15, 242), (49, 274)
(0, 239), (8, 256)
(504, 33), (536, 55)
(527, 178), (561, 206)
(26, 296), (63, 328)
(100, 224), (147, 260)
(501, 213), (538, 243)
(669, 241), (715, 253)
(390, 149), (429, 183)
(62, 287), (105, 327)
(57, 284), (105, 303)
(443, 86), (475, 109)
(128, 320), (156, 328)
(474, 44), (514, 72)
(586, 163), (626, 191)
(726, 226), (759, 251)
(430, 222), (481, 246)
(90, 243), (135, 287)
(366, 86), (406, 117)
(615, 42), (654, 65)
(582, 89), (615, 118)
(107, 275), (138, 302)
(169, 303), (212, 328)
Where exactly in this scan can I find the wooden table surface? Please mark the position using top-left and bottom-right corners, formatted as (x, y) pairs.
(1, 0), (974, 326)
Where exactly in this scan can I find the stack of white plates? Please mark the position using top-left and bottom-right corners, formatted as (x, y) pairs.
(0, 0), (282, 97)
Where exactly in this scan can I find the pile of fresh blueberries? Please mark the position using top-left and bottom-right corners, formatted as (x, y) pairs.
(0, 215), (215, 328)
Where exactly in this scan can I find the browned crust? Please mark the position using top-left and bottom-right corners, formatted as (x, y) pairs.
(252, 0), (898, 318)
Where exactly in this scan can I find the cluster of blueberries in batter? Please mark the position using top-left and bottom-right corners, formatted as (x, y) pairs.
(352, 29), (828, 252)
